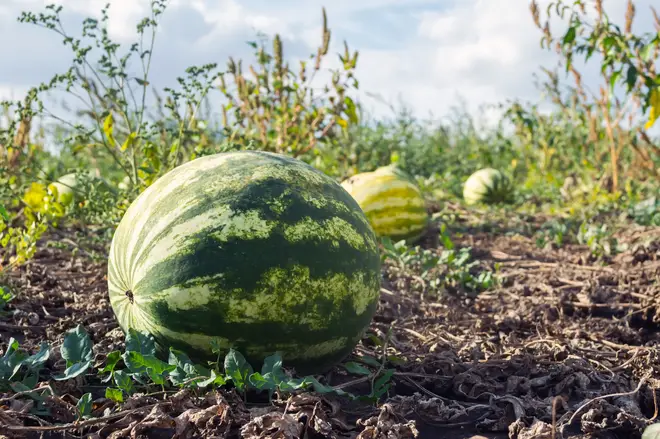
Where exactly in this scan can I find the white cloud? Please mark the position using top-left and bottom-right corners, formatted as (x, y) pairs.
(0, 0), (657, 132)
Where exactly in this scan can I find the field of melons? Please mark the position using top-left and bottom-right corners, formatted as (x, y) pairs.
(1, 1), (660, 438)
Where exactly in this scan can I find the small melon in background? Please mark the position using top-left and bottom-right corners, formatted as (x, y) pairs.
(48, 170), (112, 206)
(463, 168), (514, 205)
(341, 164), (429, 243)
(117, 176), (131, 191)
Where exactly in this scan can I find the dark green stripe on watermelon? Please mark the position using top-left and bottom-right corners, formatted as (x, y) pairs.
(109, 151), (381, 373)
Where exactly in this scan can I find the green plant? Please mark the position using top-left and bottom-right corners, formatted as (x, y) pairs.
(535, 219), (569, 248)
(16, 2), (223, 189)
(530, 0), (660, 192)
(381, 226), (497, 297)
(628, 195), (660, 225)
(0, 338), (50, 391)
(0, 286), (12, 314)
(218, 9), (360, 160)
(53, 324), (94, 381)
(577, 221), (620, 258)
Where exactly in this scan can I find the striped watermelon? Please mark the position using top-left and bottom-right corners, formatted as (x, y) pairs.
(463, 168), (513, 205)
(49, 171), (112, 206)
(48, 172), (87, 206)
(340, 165), (429, 242)
(107, 151), (381, 373)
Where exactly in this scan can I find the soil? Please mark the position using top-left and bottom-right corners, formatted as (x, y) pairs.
(1, 209), (659, 439)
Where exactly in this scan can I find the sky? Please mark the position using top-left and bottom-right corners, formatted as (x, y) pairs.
(0, 0), (658, 131)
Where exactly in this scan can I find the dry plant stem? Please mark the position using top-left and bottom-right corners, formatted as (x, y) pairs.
(3, 402), (162, 432)
(565, 373), (650, 427)
(0, 385), (55, 403)
(551, 395), (563, 439)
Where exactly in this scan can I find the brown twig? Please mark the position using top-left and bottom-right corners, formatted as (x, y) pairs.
(565, 373), (650, 427)
(3, 402), (163, 433)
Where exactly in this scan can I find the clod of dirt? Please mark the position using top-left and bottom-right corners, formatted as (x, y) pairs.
(508, 418), (553, 438)
(356, 404), (419, 438)
(240, 412), (302, 438)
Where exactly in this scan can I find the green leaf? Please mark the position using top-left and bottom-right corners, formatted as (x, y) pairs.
(278, 376), (312, 392)
(260, 352), (281, 375)
(9, 382), (48, 401)
(23, 342), (49, 368)
(307, 377), (334, 394)
(103, 113), (116, 146)
(0, 205), (9, 221)
(76, 393), (92, 419)
(0, 286), (12, 308)
(99, 350), (121, 382)
(344, 96), (358, 124)
(167, 348), (217, 387)
(122, 351), (173, 376)
(562, 26), (576, 46)
(305, 377), (352, 398)
(53, 360), (92, 381)
(357, 355), (381, 368)
(124, 328), (156, 357)
(113, 370), (134, 395)
(167, 348), (195, 385)
(223, 348), (253, 390)
(343, 361), (371, 376)
(260, 352), (286, 384)
(641, 38), (659, 62)
(61, 325), (93, 367)
(625, 65), (638, 91)
(196, 369), (225, 388)
(372, 368), (395, 398)
(147, 367), (166, 386)
(121, 132), (138, 152)
(105, 387), (123, 403)
(248, 372), (276, 391)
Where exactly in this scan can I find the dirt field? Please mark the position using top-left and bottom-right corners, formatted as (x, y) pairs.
(1, 211), (659, 438)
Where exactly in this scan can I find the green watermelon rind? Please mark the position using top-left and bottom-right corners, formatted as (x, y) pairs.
(341, 165), (429, 243)
(107, 151), (382, 374)
(643, 423), (660, 439)
(463, 168), (513, 205)
(49, 171), (113, 206)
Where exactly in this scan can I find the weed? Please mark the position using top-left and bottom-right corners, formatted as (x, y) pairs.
(577, 221), (621, 259)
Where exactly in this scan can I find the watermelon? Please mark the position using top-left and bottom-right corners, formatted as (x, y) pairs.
(463, 168), (513, 205)
(48, 171), (112, 206)
(48, 173), (82, 206)
(117, 176), (131, 191)
(107, 151), (381, 373)
(643, 423), (660, 439)
(340, 165), (428, 242)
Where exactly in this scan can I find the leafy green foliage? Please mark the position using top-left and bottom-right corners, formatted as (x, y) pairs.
(577, 222), (621, 259)
(217, 10), (360, 158)
(54, 324), (94, 381)
(381, 227), (498, 297)
(0, 338), (49, 391)
(76, 392), (93, 419)
(530, 0), (660, 192)
(0, 285), (13, 314)
(628, 196), (660, 226)
(535, 220), (570, 249)
(95, 329), (324, 402)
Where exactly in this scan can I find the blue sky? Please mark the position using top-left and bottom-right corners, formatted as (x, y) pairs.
(0, 0), (658, 131)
